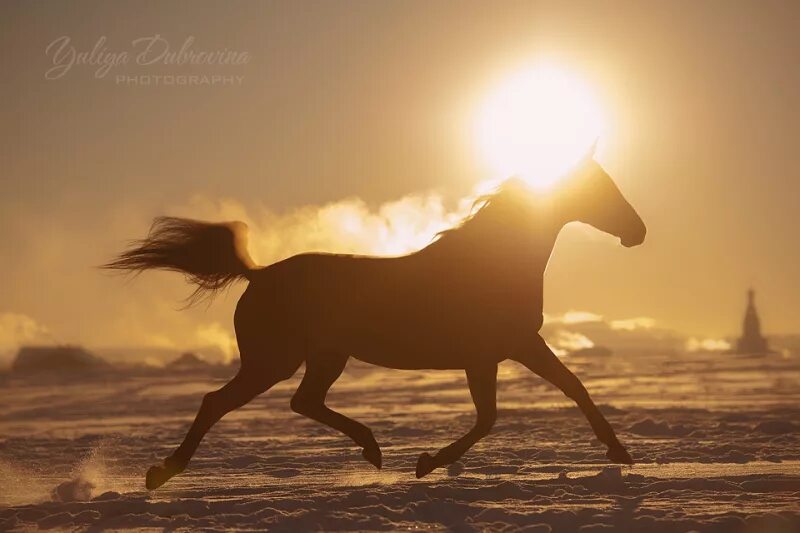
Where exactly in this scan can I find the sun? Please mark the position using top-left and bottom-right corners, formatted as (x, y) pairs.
(474, 62), (607, 189)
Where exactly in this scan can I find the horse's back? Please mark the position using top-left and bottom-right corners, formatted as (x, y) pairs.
(236, 251), (544, 369)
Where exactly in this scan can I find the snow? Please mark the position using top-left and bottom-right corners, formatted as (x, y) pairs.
(1, 349), (798, 531)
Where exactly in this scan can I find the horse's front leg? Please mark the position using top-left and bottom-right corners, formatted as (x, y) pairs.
(512, 335), (633, 464)
(415, 363), (497, 478)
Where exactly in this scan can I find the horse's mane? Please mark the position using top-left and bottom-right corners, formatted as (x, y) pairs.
(435, 194), (493, 240)
(434, 178), (531, 243)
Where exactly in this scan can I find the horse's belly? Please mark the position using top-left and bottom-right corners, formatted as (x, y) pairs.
(327, 307), (526, 370)
(349, 337), (508, 370)
(351, 351), (470, 370)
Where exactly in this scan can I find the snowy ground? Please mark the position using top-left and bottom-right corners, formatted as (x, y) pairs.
(1, 349), (799, 531)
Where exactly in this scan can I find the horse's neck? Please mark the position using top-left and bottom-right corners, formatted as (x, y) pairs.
(420, 207), (564, 277)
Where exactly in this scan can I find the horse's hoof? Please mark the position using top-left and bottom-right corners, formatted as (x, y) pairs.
(145, 460), (183, 490)
(606, 445), (634, 465)
(415, 452), (436, 479)
(362, 445), (382, 470)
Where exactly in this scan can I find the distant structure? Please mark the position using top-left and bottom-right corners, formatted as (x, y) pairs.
(12, 345), (109, 374)
(166, 352), (212, 371)
(735, 289), (770, 354)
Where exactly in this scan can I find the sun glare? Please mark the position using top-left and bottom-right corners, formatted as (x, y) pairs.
(475, 62), (607, 189)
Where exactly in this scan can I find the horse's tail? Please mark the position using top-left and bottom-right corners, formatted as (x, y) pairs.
(104, 216), (258, 305)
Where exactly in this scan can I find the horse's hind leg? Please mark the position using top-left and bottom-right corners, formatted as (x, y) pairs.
(513, 335), (633, 465)
(290, 354), (382, 469)
(415, 363), (497, 478)
(145, 357), (300, 490)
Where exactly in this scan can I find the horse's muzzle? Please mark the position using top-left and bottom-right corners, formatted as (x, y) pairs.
(620, 219), (647, 248)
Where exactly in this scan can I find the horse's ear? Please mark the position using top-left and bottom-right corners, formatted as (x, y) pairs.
(588, 137), (598, 159)
(578, 139), (597, 166)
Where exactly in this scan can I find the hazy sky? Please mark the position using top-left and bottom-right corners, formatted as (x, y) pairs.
(3, 1), (799, 357)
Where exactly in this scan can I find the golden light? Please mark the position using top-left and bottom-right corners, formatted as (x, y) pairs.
(474, 62), (607, 189)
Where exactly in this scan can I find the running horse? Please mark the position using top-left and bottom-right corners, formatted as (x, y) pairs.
(106, 151), (646, 490)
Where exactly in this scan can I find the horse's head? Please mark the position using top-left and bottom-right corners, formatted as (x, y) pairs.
(435, 152), (645, 253)
(563, 153), (646, 248)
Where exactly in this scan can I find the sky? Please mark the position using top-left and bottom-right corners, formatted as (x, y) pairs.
(2, 1), (799, 360)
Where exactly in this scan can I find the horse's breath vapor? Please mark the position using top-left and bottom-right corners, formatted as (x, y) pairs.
(214, 193), (471, 264)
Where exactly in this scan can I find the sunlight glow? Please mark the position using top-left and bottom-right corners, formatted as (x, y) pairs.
(686, 337), (732, 353)
(475, 62), (607, 189)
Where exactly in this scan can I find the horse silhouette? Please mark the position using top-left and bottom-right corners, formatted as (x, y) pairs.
(106, 152), (646, 490)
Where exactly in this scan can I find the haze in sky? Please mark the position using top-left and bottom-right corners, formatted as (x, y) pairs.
(3, 0), (799, 358)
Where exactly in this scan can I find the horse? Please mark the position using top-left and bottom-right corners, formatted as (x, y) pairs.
(105, 152), (646, 490)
